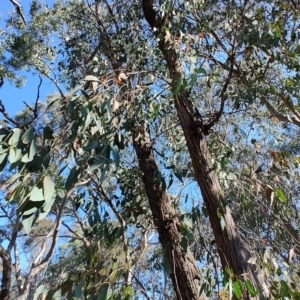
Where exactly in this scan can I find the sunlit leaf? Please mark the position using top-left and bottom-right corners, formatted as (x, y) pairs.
(276, 189), (287, 203)
(8, 128), (24, 145)
(233, 280), (242, 299)
(84, 75), (100, 82)
(44, 176), (55, 204)
(30, 186), (45, 201)
(245, 280), (258, 296)
(9, 146), (22, 164)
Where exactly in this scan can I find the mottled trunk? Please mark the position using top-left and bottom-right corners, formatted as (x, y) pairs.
(133, 126), (207, 300)
(142, 0), (259, 297)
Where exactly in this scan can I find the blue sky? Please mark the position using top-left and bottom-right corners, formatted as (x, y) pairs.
(0, 0), (56, 116)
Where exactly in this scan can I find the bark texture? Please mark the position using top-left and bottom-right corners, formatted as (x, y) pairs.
(134, 127), (206, 300)
(0, 245), (11, 300)
(142, 0), (259, 298)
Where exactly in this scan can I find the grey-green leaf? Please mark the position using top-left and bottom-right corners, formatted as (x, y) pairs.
(22, 214), (35, 235)
(22, 127), (35, 144)
(30, 186), (45, 201)
(43, 176), (55, 203)
(8, 128), (24, 146)
(9, 146), (22, 164)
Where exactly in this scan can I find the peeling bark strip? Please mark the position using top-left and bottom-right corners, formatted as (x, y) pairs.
(142, 0), (259, 298)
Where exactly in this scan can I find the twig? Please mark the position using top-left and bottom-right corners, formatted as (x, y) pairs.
(130, 271), (152, 300)
(205, 45), (235, 130)
(0, 100), (19, 126)
(9, 0), (26, 25)
(62, 221), (90, 247)
(0, 75), (3, 88)
(260, 96), (300, 127)
(22, 76), (42, 126)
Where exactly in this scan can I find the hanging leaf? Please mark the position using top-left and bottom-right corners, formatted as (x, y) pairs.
(65, 85), (82, 98)
(30, 186), (45, 201)
(97, 284), (109, 300)
(42, 152), (51, 169)
(22, 214), (35, 235)
(87, 159), (105, 171)
(0, 153), (8, 171)
(75, 279), (85, 298)
(173, 78), (183, 96)
(8, 128), (24, 145)
(22, 127), (35, 144)
(52, 289), (62, 299)
(9, 146), (22, 164)
(180, 236), (188, 253)
(1, 172), (22, 191)
(65, 166), (81, 191)
(43, 176), (55, 203)
(33, 285), (48, 300)
(233, 280), (242, 299)
(83, 140), (99, 150)
(0, 127), (10, 141)
(110, 142), (119, 167)
(245, 280), (258, 296)
(21, 139), (37, 162)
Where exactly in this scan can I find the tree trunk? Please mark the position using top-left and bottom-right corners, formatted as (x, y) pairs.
(134, 126), (207, 300)
(95, 16), (207, 299)
(0, 246), (11, 300)
(142, 0), (259, 297)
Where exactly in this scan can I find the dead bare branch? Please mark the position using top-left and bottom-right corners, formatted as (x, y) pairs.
(0, 100), (20, 126)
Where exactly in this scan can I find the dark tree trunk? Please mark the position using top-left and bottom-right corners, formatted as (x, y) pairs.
(0, 246), (11, 300)
(134, 126), (207, 300)
(96, 18), (207, 300)
(142, 0), (259, 298)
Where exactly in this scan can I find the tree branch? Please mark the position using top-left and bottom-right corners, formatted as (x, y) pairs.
(9, 0), (26, 25)
(0, 100), (20, 126)
(260, 96), (300, 127)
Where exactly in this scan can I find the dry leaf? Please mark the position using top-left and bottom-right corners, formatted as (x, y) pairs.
(289, 247), (295, 262)
(112, 100), (120, 112)
(265, 185), (274, 205)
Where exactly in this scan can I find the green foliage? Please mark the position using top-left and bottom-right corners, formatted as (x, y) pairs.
(0, 0), (300, 299)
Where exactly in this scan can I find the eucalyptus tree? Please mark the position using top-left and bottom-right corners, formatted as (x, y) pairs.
(0, 0), (300, 299)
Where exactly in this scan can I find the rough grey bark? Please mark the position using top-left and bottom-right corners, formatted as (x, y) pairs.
(142, 0), (259, 298)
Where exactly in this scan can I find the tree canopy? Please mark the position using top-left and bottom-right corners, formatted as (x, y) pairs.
(0, 0), (300, 299)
